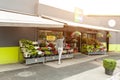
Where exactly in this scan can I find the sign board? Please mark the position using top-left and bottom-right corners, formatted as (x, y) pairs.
(74, 7), (83, 23)
(46, 36), (56, 41)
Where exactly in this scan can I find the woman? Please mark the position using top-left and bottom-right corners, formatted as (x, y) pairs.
(56, 34), (64, 64)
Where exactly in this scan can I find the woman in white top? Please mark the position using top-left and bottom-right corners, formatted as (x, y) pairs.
(56, 35), (64, 64)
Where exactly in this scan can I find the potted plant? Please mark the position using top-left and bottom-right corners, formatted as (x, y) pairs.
(103, 58), (117, 75)
(71, 31), (81, 38)
(97, 32), (103, 38)
(107, 33), (112, 38)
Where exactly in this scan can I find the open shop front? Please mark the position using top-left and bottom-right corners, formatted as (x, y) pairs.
(42, 15), (120, 55)
(20, 29), (74, 64)
(38, 30), (74, 55)
(37, 26), (106, 56)
(19, 20), (120, 64)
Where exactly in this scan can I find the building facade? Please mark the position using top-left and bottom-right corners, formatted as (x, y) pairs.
(39, 3), (120, 44)
(0, 0), (120, 64)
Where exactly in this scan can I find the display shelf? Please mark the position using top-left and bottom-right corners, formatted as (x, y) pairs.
(61, 54), (74, 59)
(19, 39), (74, 65)
(25, 53), (74, 64)
(45, 55), (58, 62)
(88, 51), (106, 55)
(25, 57), (45, 65)
(45, 53), (74, 62)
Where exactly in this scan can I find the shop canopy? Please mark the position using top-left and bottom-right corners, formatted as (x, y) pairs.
(42, 15), (120, 32)
(0, 11), (64, 28)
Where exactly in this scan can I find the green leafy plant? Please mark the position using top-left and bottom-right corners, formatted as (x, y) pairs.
(81, 36), (106, 54)
(107, 33), (112, 38)
(86, 45), (94, 52)
(20, 39), (38, 58)
(41, 47), (49, 51)
(97, 32), (103, 37)
(20, 39), (33, 47)
(81, 44), (87, 53)
(40, 42), (46, 47)
(103, 58), (117, 75)
(44, 51), (52, 56)
(71, 31), (81, 37)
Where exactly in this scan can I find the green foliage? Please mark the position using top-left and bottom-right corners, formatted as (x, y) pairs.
(40, 42), (46, 47)
(20, 39), (38, 58)
(97, 33), (103, 37)
(82, 38), (101, 45)
(81, 44), (87, 52)
(81, 44), (94, 53)
(41, 47), (49, 51)
(45, 51), (52, 56)
(103, 59), (116, 70)
(86, 45), (94, 52)
(39, 32), (46, 39)
(107, 33), (112, 38)
(20, 39), (32, 47)
(81, 37), (106, 53)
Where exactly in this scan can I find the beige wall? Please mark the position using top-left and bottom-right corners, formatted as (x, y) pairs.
(39, 4), (74, 21)
(0, 0), (39, 16)
(39, 4), (120, 30)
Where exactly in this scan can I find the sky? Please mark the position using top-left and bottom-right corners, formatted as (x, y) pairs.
(39, 0), (120, 15)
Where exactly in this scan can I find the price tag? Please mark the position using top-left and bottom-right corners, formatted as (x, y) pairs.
(52, 57), (55, 59)
(66, 55), (68, 58)
(35, 59), (38, 62)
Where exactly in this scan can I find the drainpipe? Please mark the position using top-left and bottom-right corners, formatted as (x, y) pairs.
(106, 31), (109, 52)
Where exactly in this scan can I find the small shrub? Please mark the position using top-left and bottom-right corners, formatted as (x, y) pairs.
(103, 58), (116, 70)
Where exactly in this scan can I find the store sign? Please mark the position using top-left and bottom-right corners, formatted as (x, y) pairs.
(46, 36), (56, 41)
(74, 7), (84, 23)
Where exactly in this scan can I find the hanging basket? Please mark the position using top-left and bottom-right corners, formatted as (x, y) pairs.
(97, 33), (103, 38)
(107, 33), (112, 38)
(83, 33), (87, 38)
(71, 31), (81, 37)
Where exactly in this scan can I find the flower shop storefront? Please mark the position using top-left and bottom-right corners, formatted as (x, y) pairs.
(36, 26), (108, 56)
(20, 28), (75, 64)
(18, 20), (120, 64)
(1, 10), (119, 65)
(64, 25), (106, 55)
(41, 16), (120, 55)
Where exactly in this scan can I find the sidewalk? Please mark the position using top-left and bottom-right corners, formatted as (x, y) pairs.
(0, 63), (29, 72)
(0, 52), (119, 80)
(62, 60), (120, 80)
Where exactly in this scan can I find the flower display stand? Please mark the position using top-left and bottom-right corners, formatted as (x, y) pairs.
(45, 55), (59, 62)
(19, 39), (74, 65)
(45, 53), (74, 62)
(25, 53), (74, 64)
(88, 51), (106, 55)
(25, 57), (45, 65)
(61, 54), (74, 59)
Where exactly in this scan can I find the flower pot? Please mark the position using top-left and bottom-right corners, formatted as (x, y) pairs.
(105, 68), (114, 75)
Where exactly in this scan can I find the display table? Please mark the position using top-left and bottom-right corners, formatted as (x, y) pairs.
(45, 54), (74, 62)
(19, 39), (74, 65)
(25, 57), (45, 64)
(88, 51), (106, 55)
(24, 53), (74, 64)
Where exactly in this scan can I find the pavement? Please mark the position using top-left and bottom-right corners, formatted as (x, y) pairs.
(0, 52), (120, 80)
